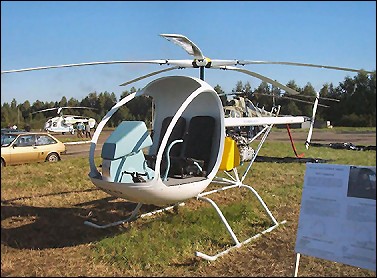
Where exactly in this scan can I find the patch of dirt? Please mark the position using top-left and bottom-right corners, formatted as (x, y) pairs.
(268, 129), (376, 145)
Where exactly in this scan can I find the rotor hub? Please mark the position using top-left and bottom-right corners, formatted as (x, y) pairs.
(192, 58), (212, 68)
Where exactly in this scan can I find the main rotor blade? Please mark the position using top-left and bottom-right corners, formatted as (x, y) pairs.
(277, 96), (329, 107)
(237, 60), (374, 74)
(284, 94), (340, 102)
(58, 107), (97, 114)
(31, 107), (59, 114)
(217, 66), (301, 95)
(163, 60), (197, 67)
(119, 66), (181, 86)
(31, 106), (97, 114)
(160, 34), (205, 60)
(1, 60), (169, 74)
(60, 106), (97, 110)
(210, 60), (239, 67)
(252, 93), (329, 108)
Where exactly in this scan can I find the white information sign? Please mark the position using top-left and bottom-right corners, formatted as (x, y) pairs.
(295, 163), (376, 272)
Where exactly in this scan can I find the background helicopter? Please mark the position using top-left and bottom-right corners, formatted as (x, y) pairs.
(1, 33), (374, 260)
(221, 89), (340, 159)
(31, 106), (97, 135)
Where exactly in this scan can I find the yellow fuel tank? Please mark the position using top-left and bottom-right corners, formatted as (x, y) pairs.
(219, 136), (241, 171)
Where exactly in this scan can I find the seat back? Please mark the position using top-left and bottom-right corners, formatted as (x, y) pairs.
(158, 116), (186, 157)
(183, 116), (215, 171)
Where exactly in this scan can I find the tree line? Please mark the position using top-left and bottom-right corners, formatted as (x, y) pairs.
(1, 71), (375, 130)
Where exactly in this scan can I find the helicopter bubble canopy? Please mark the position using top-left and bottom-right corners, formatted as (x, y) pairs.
(88, 75), (225, 206)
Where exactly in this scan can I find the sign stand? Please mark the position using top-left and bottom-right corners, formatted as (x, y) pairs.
(293, 253), (301, 277)
(294, 163), (376, 275)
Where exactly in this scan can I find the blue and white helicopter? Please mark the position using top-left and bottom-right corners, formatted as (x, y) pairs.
(2, 34), (373, 261)
(32, 106), (97, 135)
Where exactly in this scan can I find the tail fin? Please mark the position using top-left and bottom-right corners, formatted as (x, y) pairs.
(305, 92), (320, 149)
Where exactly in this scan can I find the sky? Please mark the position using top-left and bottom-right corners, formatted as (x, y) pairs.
(1, 1), (376, 105)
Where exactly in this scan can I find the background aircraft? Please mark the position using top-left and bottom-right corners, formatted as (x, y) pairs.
(32, 106), (96, 134)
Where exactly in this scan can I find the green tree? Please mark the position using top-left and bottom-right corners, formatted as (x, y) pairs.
(235, 81), (243, 92)
(214, 84), (227, 106)
(1, 103), (11, 127)
(332, 71), (376, 126)
(59, 96), (68, 107)
(252, 81), (272, 111)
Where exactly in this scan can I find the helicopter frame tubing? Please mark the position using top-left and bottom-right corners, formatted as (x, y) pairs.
(193, 113), (287, 261)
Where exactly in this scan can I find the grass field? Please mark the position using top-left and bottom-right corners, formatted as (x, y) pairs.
(1, 132), (376, 276)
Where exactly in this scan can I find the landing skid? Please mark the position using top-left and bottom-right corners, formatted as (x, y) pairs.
(86, 122), (284, 262)
(194, 122), (286, 261)
(84, 202), (185, 229)
(195, 182), (286, 261)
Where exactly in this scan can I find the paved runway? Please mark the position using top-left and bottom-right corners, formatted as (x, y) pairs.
(57, 131), (112, 159)
(60, 129), (376, 159)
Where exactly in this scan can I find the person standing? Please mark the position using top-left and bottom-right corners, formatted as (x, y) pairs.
(85, 122), (92, 139)
(76, 122), (84, 138)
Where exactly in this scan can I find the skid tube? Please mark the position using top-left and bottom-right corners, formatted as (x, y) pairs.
(84, 202), (185, 229)
(194, 182), (286, 261)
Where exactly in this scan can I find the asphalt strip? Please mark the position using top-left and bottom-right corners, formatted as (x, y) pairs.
(64, 140), (91, 145)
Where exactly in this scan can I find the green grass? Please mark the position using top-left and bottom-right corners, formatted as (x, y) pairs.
(90, 141), (375, 271)
(92, 200), (272, 271)
(1, 157), (101, 192)
(1, 137), (375, 273)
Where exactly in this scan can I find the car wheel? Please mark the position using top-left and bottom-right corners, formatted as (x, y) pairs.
(46, 153), (60, 163)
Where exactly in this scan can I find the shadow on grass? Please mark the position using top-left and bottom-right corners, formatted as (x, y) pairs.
(1, 188), (100, 204)
(1, 194), (161, 250)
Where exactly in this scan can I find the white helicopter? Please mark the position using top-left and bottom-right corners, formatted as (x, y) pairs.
(1, 34), (374, 261)
(222, 90), (334, 150)
(32, 106), (97, 135)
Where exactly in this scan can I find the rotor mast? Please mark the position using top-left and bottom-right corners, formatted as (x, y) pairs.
(200, 66), (204, 80)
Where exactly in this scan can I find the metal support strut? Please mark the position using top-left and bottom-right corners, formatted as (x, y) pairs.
(195, 183), (286, 261)
(195, 119), (286, 261)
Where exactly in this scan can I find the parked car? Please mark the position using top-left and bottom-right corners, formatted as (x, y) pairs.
(1, 132), (66, 167)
